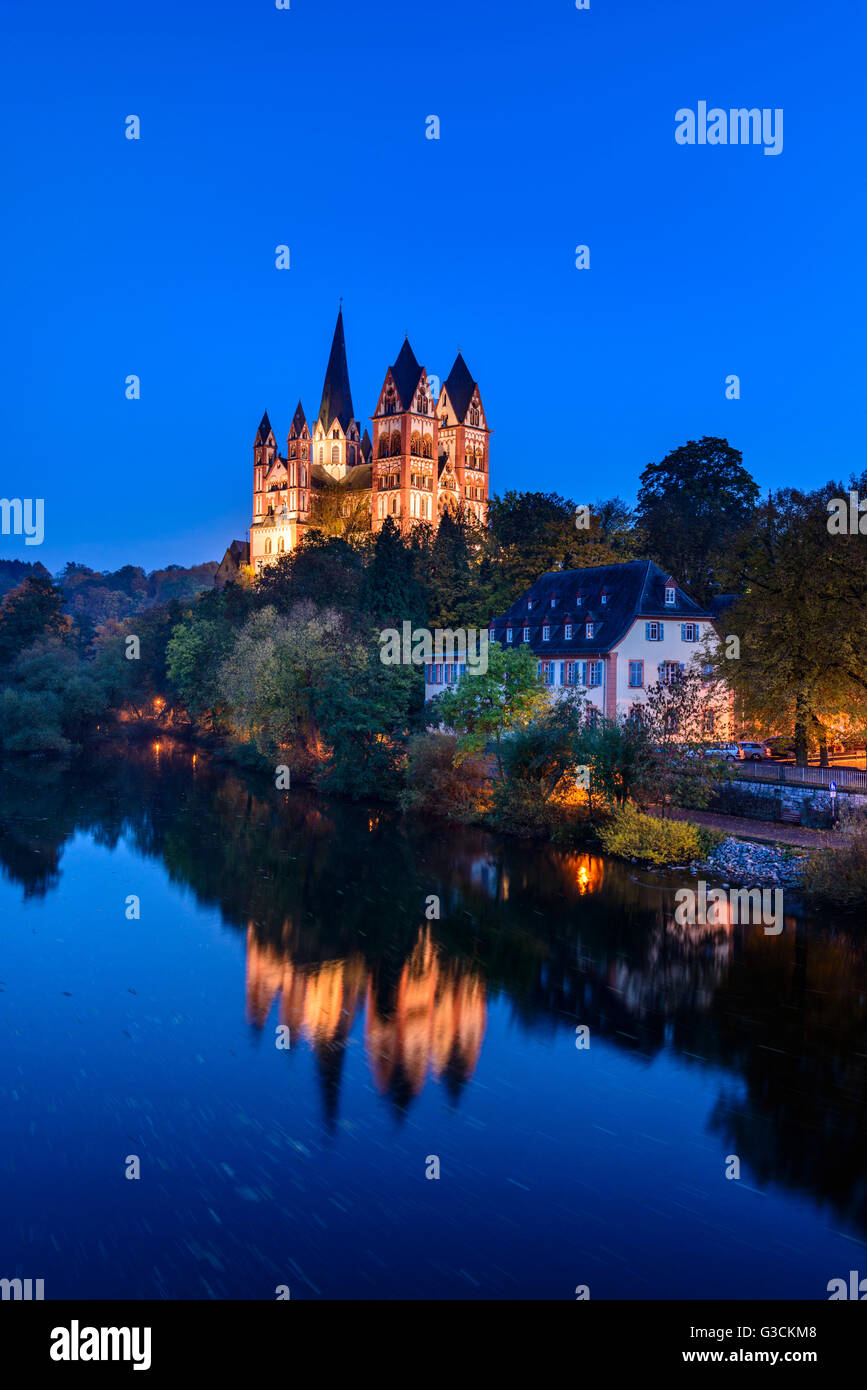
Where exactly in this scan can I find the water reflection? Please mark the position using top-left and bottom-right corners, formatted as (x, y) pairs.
(2, 738), (866, 1238)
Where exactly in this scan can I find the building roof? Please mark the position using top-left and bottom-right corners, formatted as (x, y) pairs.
(490, 560), (713, 655)
(309, 462), (372, 492)
(318, 308), (355, 432)
(443, 352), (477, 422)
(360, 428), (372, 462)
(289, 401), (308, 438)
(391, 338), (423, 410)
(255, 411), (274, 445)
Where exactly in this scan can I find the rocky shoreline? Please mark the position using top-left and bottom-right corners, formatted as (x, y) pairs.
(691, 836), (806, 887)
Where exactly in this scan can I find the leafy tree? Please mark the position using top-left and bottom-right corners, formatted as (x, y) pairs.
(254, 534), (364, 614)
(359, 517), (425, 631)
(638, 663), (730, 814)
(717, 475), (867, 764)
(433, 642), (547, 777)
(636, 436), (759, 605)
(0, 573), (68, 663)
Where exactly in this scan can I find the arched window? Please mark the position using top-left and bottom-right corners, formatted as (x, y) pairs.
(265, 537), (272, 555)
(301, 466), (306, 486)
(319, 446), (324, 463)
(301, 445), (308, 460)
(423, 437), (432, 459)
(348, 445), (355, 465)
(465, 452), (472, 468)
(390, 431), (401, 457)
(277, 536), (285, 553)
(378, 435), (388, 459)
(378, 494), (385, 518)
(410, 433), (421, 456)
(331, 444), (340, 463)
(290, 445), (296, 458)
(417, 393), (428, 415)
(391, 496), (398, 515)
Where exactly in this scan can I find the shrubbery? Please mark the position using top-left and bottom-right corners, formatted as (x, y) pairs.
(597, 804), (717, 865)
(802, 815), (867, 905)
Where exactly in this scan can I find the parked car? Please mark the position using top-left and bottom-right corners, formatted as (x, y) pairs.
(738, 740), (772, 761)
(765, 736), (796, 759)
(703, 743), (742, 761)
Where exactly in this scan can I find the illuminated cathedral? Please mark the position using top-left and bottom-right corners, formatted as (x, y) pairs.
(248, 308), (490, 572)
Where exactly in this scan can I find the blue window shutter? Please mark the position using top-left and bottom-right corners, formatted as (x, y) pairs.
(659, 623), (664, 640)
(559, 662), (565, 684)
(681, 623), (686, 641)
(645, 622), (651, 640)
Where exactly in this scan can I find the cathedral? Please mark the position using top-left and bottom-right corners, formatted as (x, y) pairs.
(248, 309), (490, 572)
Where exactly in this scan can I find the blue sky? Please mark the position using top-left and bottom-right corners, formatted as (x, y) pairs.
(1, 0), (864, 573)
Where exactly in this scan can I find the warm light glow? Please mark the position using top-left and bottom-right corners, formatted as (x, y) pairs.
(153, 741), (161, 755)
(153, 697), (165, 710)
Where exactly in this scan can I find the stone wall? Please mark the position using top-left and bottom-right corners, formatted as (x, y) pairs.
(709, 777), (867, 828)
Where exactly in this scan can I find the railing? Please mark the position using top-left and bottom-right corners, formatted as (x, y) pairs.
(733, 762), (867, 791)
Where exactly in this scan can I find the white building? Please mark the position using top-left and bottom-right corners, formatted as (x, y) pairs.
(426, 560), (727, 727)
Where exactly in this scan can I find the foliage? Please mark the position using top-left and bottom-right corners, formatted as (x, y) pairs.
(400, 733), (491, 820)
(802, 809), (867, 905)
(432, 642), (548, 775)
(712, 473), (867, 764)
(597, 804), (711, 865)
(636, 436), (759, 606)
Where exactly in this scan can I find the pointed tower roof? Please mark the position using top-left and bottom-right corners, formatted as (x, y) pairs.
(391, 337), (423, 410)
(255, 410), (275, 444)
(360, 428), (372, 462)
(318, 308), (355, 433)
(443, 352), (477, 422)
(289, 401), (307, 437)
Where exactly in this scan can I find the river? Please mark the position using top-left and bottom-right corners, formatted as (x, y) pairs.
(1, 739), (863, 1299)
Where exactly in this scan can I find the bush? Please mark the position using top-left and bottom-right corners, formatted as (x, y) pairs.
(597, 804), (712, 865)
(400, 733), (490, 820)
(802, 817), (867, 905)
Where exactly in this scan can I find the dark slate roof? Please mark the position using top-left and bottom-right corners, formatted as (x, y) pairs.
(289, 401), (308, 438)
(490, 561), (713, 656)
(391, 338), (423, 410)
(443, 352), (476, 422)
(226, 539), (249, 561)
(360, 428), (372, 462)
(318, 308), (355, 432)
(309, 462), (372, 492)
(255, 411), (274, 445)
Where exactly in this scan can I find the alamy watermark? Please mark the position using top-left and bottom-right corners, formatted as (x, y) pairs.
(675, 103), (783, 156)
(674, 880), (783, 935)
(827, 491), (867, 535)
(379, 623), (489, 674)
(0, 497), (44, 545)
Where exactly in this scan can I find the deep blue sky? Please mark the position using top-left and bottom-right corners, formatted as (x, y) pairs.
(1, 0), (864, 573)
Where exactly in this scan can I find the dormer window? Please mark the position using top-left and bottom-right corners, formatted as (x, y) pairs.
(527, 599), (534, 611)
(664, 583), (676, 606)
(506, 626), (513, 643)
(601, 592), (608, 606)
(550, 596), (557, 608)
(564, 622), (573, 640)
(542, 624), (550, 641)
(576, 594), (583, 608)
(586, 621), (594, 638)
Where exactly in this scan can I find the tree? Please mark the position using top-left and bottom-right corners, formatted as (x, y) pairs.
(0, 573), (68, 663)
(636, 437), (759, 606)
(359, 517), (426, 631)
(717, 475), (867, 764)
(638, 662), (730, 814)
(433, 642), (547, 777)
(253, 534), (365, 614)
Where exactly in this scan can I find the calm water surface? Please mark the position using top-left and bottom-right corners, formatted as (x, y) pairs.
(1, 741), (864, 1299)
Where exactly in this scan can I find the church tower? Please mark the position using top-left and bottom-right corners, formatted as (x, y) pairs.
(371, 338), (438, 532)
(437, 353), (490, 524)
(312, 308), (363, 481)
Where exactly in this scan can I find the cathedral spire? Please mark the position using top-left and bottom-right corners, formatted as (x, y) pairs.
(318, 307), (355, 433)
(255, 410), (274, 445)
